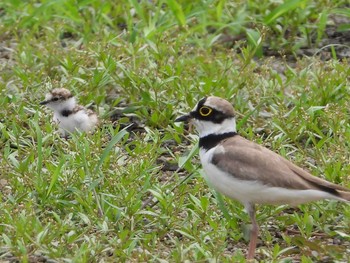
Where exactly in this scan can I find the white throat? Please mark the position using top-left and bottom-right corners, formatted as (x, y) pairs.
(193, 117), (237, 137)
(47, 97), (76, 113)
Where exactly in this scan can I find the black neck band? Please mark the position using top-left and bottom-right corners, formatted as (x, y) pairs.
(61, 109), (72, 117)
(199, 132), (237, 150)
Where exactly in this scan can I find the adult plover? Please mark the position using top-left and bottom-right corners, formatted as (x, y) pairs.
(40, 88), (98, 138)
(175, 96), (350, 260)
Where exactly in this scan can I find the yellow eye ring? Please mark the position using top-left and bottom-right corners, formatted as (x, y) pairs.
(199, 106), (212, 116)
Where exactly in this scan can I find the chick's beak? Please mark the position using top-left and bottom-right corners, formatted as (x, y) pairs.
(175, 113), (191, 122)
(40, 100), (49, 105)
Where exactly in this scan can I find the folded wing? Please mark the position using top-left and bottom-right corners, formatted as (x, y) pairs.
(211, 135), (350, 201)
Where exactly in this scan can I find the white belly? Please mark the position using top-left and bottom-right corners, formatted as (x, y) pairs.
(53, 111), (97, 135)
(199, 148), (335, 206)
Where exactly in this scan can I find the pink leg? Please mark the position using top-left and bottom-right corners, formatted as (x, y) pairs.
(246, 204), (259, 260)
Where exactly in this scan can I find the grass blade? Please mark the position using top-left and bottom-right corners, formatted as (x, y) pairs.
(216, 0), (226, 21)
(31, 119), (43, 176)
(316, 10), (328, 44)
(166, 0), (186, 26)
(90, 126), (129, 217)
(246, 28), (263, 57)
(178, 142), (198, 168)
(264, 0), (305, 25)
(236, 106), (260, 131)
(93, 126), (130, 174)
(46, 157), (65, 198)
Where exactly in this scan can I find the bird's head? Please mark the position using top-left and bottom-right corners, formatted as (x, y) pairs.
(175, 96), (237, 137)
(40, 88), (75, 111)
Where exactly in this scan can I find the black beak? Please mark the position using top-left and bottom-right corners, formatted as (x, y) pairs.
(40, 100), (49, 105)
(175, 114), (191, 122)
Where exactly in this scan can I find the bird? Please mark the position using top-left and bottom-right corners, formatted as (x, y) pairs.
(175, 96), (350, 260)
(40, 88), (98, 138)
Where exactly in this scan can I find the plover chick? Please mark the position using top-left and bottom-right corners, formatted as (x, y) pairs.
(40, 88), (98, 138)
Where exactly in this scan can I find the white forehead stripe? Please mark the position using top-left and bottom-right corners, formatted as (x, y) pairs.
(45, 93), (53, 100)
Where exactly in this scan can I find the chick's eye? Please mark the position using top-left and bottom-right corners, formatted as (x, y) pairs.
(52, 97), (59, 102)
(199, 106), (212, 116)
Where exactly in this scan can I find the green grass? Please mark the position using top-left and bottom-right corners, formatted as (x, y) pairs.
(1, 0), (350, 262)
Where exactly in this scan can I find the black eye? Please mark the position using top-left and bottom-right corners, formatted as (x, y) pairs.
(199, 106), (212, 116)
(52, 97), (59, 102)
